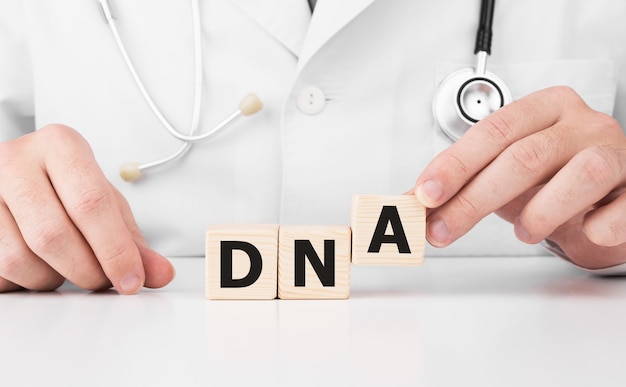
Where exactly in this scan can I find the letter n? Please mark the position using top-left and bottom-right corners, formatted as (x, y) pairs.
(278, 226), (351, 299)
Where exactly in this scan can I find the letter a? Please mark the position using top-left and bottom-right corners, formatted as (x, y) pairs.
(351, 195), (425, 266)
(367, 206), (411, 254)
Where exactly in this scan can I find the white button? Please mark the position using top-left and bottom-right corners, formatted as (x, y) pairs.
(297, 86), (326, 115)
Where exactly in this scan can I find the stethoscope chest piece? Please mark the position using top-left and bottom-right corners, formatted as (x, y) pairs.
(433, 66), (511, 141)
(433, 0), (511, 142)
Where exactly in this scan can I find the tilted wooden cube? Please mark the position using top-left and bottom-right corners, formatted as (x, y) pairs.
(351, 195), (425, 265)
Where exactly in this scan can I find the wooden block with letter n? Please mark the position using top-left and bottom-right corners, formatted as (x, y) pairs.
(278, 225), (351, 300)
(205, 224), (279, 300)
(351, 195), (425, 265)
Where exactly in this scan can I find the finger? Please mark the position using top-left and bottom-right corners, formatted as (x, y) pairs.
(584, 193), (626, 247)
(0, 278), (21, 293)
(516, 144), (626, 244)
(0, 202), (21, 293)
(38, 125), (145, 294)
(2, 172), (110, 289)
(583, 189), (626, 247)
(493, 186), (543, 224)
(0, 200), (65, 291)
(136, 244), (176, 289)
(547, 214), (626, 270)
(425, 124), (569, 246)
(415, 87), (582, 208)
(110, 186), (175, 289)
(0, 137), (111, 291)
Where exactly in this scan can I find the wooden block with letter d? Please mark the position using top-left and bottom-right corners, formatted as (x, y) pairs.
(351, 195), (425, 265)
(278, 225), (351, 300)
(205, 224), (279, 300)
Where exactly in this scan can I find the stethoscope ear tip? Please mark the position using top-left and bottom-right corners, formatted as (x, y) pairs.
(120, 162), (143, 182)
(239, 93), (263, 116)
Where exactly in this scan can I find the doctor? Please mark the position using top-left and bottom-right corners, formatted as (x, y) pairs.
(1, 0), (626, 294)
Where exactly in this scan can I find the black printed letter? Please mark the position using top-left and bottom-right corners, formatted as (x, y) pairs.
(367, 206), (411, 254)
(294, 240), (335, 287)
(220, 241), (263, 288)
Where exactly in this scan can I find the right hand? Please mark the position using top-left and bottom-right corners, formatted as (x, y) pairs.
(0, 124), (175, 294)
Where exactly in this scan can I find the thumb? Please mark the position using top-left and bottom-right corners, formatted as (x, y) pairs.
(111, 185), (175, 289)
(134, 242), (176, 289)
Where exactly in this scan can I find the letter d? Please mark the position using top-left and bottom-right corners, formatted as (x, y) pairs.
(220, 241), (263, 288)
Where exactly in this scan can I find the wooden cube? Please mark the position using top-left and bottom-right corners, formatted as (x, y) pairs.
(206, 224), (279, 300)
(278, 225), (351, 300)
(351, 195), (425, 265)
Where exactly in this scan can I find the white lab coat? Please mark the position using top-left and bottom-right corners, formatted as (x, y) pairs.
(1, 0), (625, 258)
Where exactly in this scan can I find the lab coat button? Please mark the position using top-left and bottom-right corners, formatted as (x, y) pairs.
(297, 86), (326, 114)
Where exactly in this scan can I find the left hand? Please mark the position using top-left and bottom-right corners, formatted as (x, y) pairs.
(413, 86), (626, 270)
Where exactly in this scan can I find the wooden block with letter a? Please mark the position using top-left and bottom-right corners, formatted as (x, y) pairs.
(278, 225), (351, 300)
(351, 195), (425, 265)
(205, 224), (279, 300)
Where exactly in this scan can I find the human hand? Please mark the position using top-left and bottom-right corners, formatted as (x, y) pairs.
(0, 125), (175, 293)
(414, 86), (626, 269)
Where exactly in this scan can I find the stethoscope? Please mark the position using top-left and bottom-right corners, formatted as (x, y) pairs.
(98, 0), (509, 182)
(433, 0), (511, 141)
(98, 0), (263, 182)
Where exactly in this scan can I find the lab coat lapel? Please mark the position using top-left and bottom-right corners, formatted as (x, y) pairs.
(229, 0), (311, 58)
(297, 0), (377, 73)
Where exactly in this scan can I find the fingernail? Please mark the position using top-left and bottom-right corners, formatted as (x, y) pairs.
(119, 274), (142, 295)
(428, 219), (450, 246)
(515, 220), (532, 243)
(416, 180), (443, 207)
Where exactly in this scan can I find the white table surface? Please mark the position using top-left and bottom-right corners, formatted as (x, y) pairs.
(2, 256), (626, 387)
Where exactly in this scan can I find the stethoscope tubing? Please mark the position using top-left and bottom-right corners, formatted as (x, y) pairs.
(100, 0), (262, 182)
(103, 0), (508, 179)
(99, 0), (204, 146)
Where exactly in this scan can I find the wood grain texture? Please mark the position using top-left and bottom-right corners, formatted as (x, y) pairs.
(351, 195), (425, 265)
(278, 225), (351, 300)
(206, 224), (279, 300)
